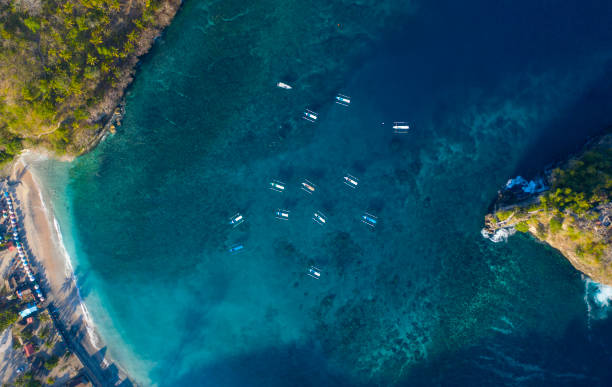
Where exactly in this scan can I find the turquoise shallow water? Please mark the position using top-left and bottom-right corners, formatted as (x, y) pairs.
(32, 0), (612, 385)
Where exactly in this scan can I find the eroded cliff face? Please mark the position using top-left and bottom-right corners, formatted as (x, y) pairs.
(484, 134), (612, 285)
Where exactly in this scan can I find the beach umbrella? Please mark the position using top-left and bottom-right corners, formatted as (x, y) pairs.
(34, 284), (39, 290)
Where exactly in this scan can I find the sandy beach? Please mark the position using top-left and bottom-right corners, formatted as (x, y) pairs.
(7, 157), (131, 386)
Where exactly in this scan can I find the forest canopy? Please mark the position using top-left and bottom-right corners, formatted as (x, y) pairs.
(0, 0), (176, 165)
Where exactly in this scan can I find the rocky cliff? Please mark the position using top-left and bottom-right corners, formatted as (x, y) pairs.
(483, 134), (612, 285)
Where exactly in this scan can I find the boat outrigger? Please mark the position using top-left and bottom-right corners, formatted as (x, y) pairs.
(361, 212), (378, 228)
(302, 109), (318, 123)
(312, 211), (327, 225)
(229, 244), (244, 254)
(275, 209), (290, 220)
(343, 174), (359, 188)
(335, 94), (351, 107)
(392, 122), (410, 133)
(229, 213), (244, 227)
(277, 82), (292, 90)
(307, 266), (322, 279)
(269, 179), (286, 193)
(301, 179), (316, 194)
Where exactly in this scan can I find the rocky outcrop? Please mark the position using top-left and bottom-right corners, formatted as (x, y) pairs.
(483, 134), (612, 285)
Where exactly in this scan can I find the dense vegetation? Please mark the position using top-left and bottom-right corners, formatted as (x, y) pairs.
(0, 0), (177, 165)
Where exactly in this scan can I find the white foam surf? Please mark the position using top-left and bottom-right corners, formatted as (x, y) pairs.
(28, 165), (102, 350)
(481, 227), (516, 243)
(52, 216), (101, 350)
(583, 276), (612, 324)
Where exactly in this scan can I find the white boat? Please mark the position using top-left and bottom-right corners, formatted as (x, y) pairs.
(269, 180), (286, 193)
(307, 266), (322, 279)
(229, 213), (244, 227)
(301, 179), (316, 194)
(335, 94), (351, 106)
(343, 174), (359, 188)
(312, 211), (327, 226)
(361, 212), (378, 228)
(277, 82), (292, 90)
(275, 209), (290, 220)
(302, 109), (318, 123)
(393, 122), (410, 133)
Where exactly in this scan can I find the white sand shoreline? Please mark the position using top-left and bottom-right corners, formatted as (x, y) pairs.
(9, 154), (133, 386)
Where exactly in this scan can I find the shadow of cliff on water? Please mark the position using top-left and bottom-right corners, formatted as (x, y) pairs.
(511, 61), (612, 180)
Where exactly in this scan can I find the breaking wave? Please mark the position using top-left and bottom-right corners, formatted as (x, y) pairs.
(481, 227), (516, 243)
(29, 165), (102, 350)
(583, 276), (612, 325)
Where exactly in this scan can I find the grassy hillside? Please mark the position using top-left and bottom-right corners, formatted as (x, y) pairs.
(0, 0), (180, 165)
(485, 135), (612, 284)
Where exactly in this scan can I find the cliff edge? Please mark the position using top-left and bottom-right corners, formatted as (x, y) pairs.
(483, 134), (612, 285)
(0, 0), (182, 165)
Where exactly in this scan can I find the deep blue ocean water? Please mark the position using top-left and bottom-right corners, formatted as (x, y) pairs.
(31, 0), (612, 385)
